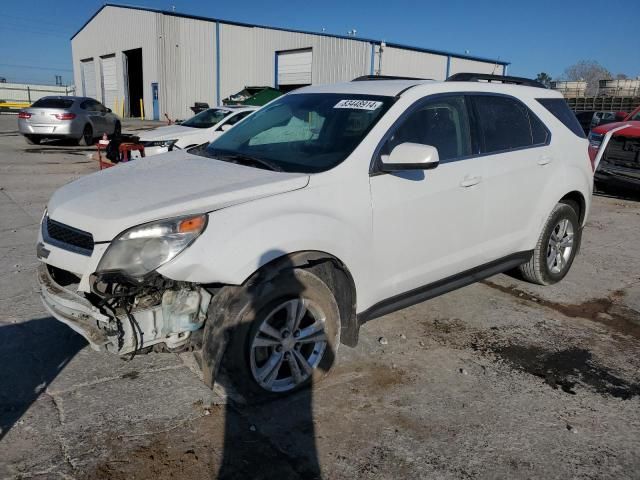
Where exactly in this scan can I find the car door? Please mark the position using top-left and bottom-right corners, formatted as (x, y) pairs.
(369, 94), (486, 300)
(469, 94), (551, 261)
(82, 99), (105, 134)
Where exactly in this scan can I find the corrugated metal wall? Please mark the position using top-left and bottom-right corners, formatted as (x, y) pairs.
(449, 57), (505, 76)
(378, 46), (449, 80)
(71, 6), (507, 119)
(71, 6), (159, 117)
(157, 15), (216, 119)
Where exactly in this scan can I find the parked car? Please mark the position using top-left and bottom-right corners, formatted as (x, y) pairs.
(37, 74), (592, 400)
(589, 105), (640, 191)
(590, 111), (617, 129)
(574, 110), (595, 135)
(18, 96), (120, 145)
(138, 105), (258, 156)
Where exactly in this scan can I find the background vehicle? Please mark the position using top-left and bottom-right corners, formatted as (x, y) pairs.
(138, 105), (258, 156)
(37, 74), (592, 400)
(18, 96), (120, 145)
(589, 105), (640, 191)
(590, 111), (617, 129)
(574, 110), (595, 135)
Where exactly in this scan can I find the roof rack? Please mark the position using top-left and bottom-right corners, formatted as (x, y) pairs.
(446, 72), (547, 89)
(352, 75), (430, 82)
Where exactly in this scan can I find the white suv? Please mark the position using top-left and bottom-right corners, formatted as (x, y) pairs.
(37, 74), (592, 400)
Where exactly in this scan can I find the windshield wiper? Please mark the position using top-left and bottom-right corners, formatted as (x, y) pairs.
(209, 150), (283, 172)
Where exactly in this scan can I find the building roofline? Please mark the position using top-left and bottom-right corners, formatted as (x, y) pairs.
(71, 3), (510, 66)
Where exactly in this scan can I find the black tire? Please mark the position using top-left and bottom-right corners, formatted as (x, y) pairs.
(25, 135), (41, 145)
(79, 124), (93, 146)
(222, 268), (341, 403)
(519, 201), (581, 285)
(112, 121), (121, 138)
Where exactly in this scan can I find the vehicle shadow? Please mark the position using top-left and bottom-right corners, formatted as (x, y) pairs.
(0, 317), (85, 442)
(215, 252), (333, 479)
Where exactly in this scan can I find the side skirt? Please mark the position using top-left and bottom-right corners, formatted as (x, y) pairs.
(357, 251), (532, 324)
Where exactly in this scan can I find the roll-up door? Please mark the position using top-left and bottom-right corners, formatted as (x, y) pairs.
(277, 49), (312, 86)
(101, 55), (118, 111)
(81, 59), (97, 99)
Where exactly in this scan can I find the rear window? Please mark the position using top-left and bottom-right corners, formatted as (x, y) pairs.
(31, 98), (74, 109)
(536, 98), (586, 138)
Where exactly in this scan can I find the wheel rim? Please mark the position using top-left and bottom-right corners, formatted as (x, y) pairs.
(83, 126), (92, 145)
(547, 218), (574, 274)
(249, 298), (328, 393)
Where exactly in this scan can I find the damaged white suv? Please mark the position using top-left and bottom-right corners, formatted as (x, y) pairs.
(37, 74), (593, 399)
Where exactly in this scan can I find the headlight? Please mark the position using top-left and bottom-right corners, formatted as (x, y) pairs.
(142, 139), (179, 150)
(97, 214), (207, 278)
(588, 132), (604, 148)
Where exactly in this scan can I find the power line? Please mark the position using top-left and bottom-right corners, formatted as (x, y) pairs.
(0, 63), (73, 72)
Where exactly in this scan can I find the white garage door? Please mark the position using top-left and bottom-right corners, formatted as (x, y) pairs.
(277, 49), (312, 86)
(101, 55), (118, 111)
(81, 59), (97, 99)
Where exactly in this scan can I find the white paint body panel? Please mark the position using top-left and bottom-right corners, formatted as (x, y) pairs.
(42, 80), (592, 315)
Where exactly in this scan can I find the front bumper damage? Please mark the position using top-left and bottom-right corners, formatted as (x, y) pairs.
(38, 264), (212, 355)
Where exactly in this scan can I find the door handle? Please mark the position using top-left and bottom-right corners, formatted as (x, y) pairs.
(460, 176), (482, 187)
(538, 155), (552, 166)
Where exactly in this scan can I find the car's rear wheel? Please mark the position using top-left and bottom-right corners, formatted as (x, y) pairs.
(519, 201), (581, 285)
(80, 124), (93, 146)
(25, 135), (41, 145)
(222, 268), (340, 402)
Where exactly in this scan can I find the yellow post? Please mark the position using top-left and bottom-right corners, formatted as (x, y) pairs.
(114, 97), (118, 114)
(121, 98), (125, 118)
(139, 98), (144, 120)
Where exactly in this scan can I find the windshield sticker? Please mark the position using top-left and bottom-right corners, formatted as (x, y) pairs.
(334, 99), (383, 110)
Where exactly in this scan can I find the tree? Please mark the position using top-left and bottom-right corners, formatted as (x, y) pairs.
(563, 60), (612, 95)
(535, 72), (553, 87)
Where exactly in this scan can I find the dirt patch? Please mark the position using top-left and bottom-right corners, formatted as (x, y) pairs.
(121, 370), (140, 380)
(482, 281), (640, 338)
(490, 344), (640, 399)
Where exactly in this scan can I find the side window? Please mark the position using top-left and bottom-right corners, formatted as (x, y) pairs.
(472, 95), (548, 153)
(381, 95), (471, 162)
(222, 111), (251, 128)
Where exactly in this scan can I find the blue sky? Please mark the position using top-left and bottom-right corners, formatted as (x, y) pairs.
(1, 0), (638, 85)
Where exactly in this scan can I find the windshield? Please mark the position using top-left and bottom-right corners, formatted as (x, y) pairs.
(181, 108), (231, 128)
(203, 93), (393, 173)
(631, 110), (640, 121)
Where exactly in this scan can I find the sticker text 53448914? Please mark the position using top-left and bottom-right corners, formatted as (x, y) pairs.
(334, 99), (383, 111)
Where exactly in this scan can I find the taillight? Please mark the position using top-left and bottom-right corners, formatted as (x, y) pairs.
(18, 111), (31, 119)
(54, 113), (76, 120)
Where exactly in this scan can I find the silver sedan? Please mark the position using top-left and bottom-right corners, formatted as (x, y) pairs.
(18, 96), (121, 145)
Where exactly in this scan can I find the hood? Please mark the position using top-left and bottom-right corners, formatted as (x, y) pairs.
(137, 124), (201, 141)
(592, 120), (640, 136)
(47, 151), (309, 241)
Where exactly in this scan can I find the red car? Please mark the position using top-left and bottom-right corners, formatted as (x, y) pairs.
(589, 105), (640, 190)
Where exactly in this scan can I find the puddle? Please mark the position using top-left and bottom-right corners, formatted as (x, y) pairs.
(482, 281), (640, 339)
(492, 344), (640, 399)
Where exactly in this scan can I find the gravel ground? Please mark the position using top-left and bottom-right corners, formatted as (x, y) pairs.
(0, 114), (639, 479)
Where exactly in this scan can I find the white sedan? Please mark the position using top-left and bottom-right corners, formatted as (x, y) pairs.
(138, 105), (258, 156)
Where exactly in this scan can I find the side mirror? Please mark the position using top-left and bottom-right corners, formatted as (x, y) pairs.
(219, 123), (233, 132)
(382, 142), (440, 171)
(615, 111), (627, 121)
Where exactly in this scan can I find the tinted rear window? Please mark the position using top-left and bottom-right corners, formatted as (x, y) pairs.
(31, 98), (74, 109)
(537, 98), (586, 138)
(472, 95), (549, 153)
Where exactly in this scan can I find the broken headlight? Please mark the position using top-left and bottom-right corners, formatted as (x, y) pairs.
(97, 214), (207, 278)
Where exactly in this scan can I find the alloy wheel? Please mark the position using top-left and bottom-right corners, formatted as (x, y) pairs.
(547, 218), (574, 274)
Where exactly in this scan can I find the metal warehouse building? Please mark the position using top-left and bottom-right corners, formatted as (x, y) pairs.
(72, 4), (509, 120)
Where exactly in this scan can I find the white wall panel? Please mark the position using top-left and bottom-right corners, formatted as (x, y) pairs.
(277, 49), (312, 85)
(449, 57), (505, 76)
(80, 59), (97, 98)
(100, 55), (118, 111)
(379, 47), (448, 80)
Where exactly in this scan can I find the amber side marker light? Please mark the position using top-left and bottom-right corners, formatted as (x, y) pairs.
(178, 215), (207, 234)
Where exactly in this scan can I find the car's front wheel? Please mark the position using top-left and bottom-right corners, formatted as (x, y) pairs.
(519, 201), (581, 285)
(222, 268), (340, 402)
